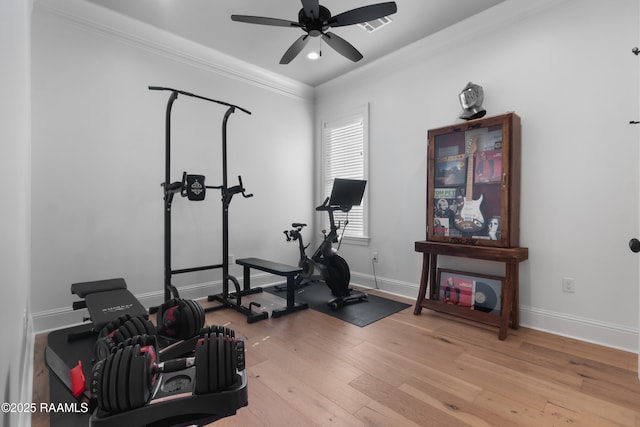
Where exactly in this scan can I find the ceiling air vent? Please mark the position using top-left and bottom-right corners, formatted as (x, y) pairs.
(359, 16), (392, 33)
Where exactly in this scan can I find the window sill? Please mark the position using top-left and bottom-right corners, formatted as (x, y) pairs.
(340, 236), (370, 247)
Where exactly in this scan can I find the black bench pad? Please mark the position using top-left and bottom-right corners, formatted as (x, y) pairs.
(71, 278), (127, 298)
(235, 258), (301, 276)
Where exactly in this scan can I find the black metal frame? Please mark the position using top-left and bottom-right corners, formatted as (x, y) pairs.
(150, 86), (266, 322)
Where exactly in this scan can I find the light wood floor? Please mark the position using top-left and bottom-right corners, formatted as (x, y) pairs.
(32, 289), (640, 426)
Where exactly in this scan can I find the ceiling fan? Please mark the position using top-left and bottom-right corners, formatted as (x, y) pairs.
(231, 0), (398, 64)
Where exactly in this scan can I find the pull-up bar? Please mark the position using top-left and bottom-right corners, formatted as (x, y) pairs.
(148, 86), (252, 115)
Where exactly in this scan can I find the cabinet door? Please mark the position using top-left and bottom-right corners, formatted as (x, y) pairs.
(427, 113), (521, 247)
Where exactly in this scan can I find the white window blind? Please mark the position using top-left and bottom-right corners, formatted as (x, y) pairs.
(322, 112), (367, 239)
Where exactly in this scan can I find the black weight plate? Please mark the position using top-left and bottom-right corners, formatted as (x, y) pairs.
(94, 336), (113, 361)
(194, 334), (209, 395)
(130, 316), (156, 336)
(128, 345), (151, 410)
(109, 348), (123, 412)
(208, 334), (219, 392)
(178, 300), (195, 340)
(100, 315), (127, 338)
(116, 345), (132, 411)
(225, 338), (234, 387)
(100, 351), (114, 413)
(91, 359), (106, 411)
(217, 336), (226, 390)
(192, 300), (205, 331)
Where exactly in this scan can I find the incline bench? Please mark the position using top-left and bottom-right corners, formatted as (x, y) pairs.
(236, 257), (308, 318)
(70, 278), (149, 339)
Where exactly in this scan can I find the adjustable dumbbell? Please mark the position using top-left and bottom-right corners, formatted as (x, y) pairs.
(95, 298), (206, 361)
(155, 298), (206, 340)
(90, 326), (244, 414)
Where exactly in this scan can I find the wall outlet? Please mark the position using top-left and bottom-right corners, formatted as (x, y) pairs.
(372, 251), (379, 263)
(562, 277), (575, 293)
(229, 254), (236, 264)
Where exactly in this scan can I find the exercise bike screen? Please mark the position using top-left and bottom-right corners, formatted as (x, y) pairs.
(329, 178), (367, 208)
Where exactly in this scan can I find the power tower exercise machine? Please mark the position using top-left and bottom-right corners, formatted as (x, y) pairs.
(150, 86), (267, 323)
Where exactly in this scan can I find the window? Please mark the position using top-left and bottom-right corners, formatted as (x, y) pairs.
(321, 105), (368, 243)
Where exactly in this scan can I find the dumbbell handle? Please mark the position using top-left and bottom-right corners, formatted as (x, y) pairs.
(156, 357), (195, 373)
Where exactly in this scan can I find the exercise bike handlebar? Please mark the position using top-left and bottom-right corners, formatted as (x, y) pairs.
(315, 197), (354, 213)
(315, 197), (331, 211)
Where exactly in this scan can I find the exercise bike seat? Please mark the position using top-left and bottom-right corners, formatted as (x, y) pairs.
(71, 278), (148, 332)
(291, 222), (306, 228)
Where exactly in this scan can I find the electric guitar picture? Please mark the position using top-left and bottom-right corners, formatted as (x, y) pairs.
(454, 136), (485, 233)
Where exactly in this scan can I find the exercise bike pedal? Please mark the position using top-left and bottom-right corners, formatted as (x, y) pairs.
(327, 290), (367, 310)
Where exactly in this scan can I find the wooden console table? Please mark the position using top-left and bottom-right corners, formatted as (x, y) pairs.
(414, 241), (528, 340)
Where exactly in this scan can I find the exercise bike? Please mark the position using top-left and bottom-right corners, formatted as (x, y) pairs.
(284, 179), (368, 309)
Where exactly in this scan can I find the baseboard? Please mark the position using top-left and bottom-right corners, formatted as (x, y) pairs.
(32, 271), (639, 353)
(19, 311), (34, 427)
(350, 271), (639, 353)
(350, 271), (419, 300)
(32, 273), (279, 333)
(519, 305), (638, 353)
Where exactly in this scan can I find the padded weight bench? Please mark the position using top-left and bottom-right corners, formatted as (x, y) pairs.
(236, 257), (308, 318)
(71, 278), (149, 333)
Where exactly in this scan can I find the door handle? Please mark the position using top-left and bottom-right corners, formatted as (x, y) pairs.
(630, 238), (640, 253)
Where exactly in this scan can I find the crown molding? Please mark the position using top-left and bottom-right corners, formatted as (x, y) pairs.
(315, 0), (563, 101)
(33, 0), (315, 102)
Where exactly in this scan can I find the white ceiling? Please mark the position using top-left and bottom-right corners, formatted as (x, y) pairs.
(86, 0), (506, 87)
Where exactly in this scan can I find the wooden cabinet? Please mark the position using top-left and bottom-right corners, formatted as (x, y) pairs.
(416, 113), (527, 339)
(427, 113), (521, 247)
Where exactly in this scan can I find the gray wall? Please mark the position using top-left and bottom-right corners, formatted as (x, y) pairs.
(31, 0), (314, 330)
(316, 0), (640, 350)
(0, 0), (33, 425)
(28, 0), (640, 353)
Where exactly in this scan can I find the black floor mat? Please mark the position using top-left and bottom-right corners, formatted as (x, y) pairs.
(265, 281), (411, 327)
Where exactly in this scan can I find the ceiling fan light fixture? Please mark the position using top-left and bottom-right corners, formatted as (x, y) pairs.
(307, 51), (321, 60)
(231, 1), (398, 64)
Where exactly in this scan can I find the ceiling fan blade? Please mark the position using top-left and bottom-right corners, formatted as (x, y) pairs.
(231, 15), (301, 28)
(330, 2), (398, 27)
(321, 32), (363, 62)
(300, 0), (320, 19)
(280, 35), (310, 64)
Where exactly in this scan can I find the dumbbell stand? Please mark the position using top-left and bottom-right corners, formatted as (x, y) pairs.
(90, 369), (248, 427)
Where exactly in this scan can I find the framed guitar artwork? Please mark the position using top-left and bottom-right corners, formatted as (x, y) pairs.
(427, 113), (521, 248)
(454, 134), (485, 233)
